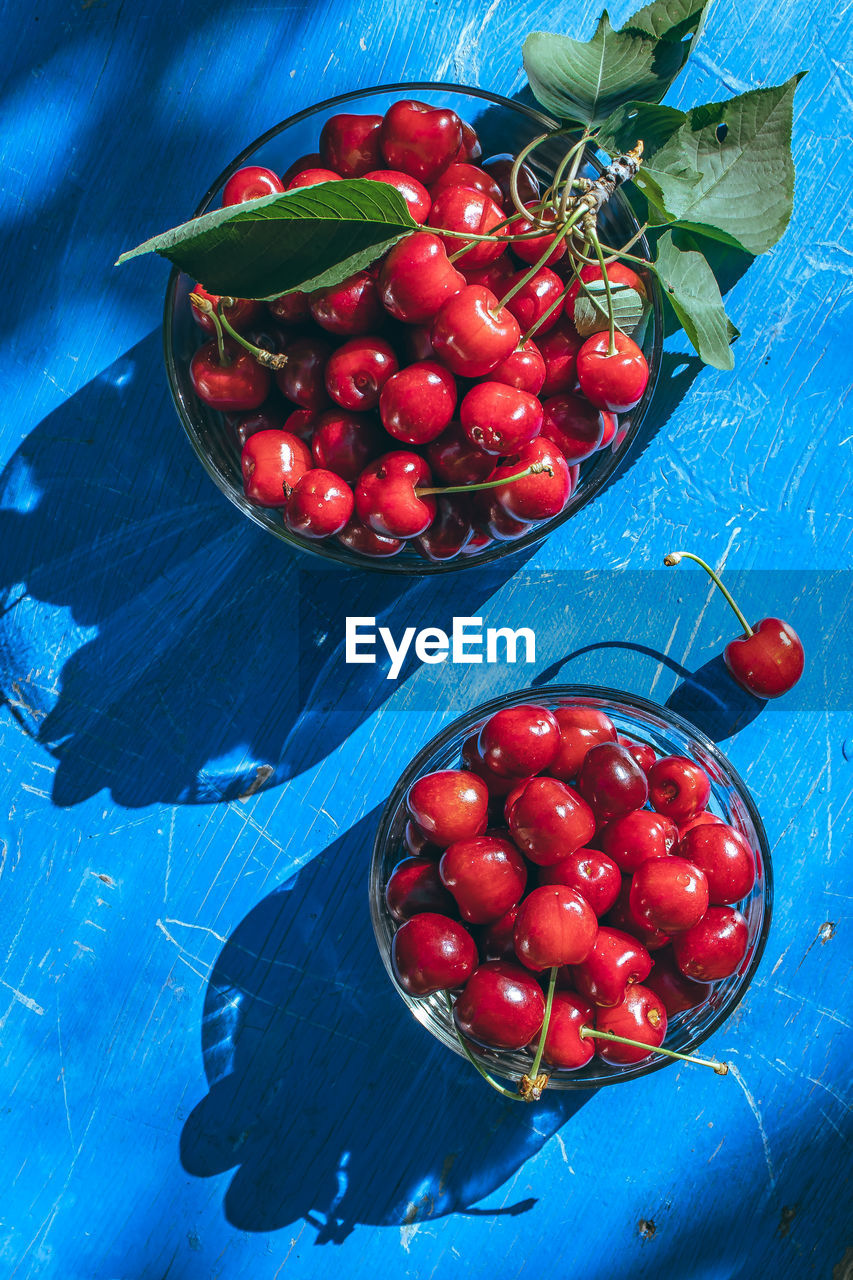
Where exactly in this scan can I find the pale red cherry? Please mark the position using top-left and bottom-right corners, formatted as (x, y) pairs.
(406, 769), (490, 847)
(513, 884), (598, 970)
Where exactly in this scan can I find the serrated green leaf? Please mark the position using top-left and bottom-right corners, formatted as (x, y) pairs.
(116, 180), (419, 299)
(522, 1), (709, 128)
(573, 281), (649, 337)
(646, 74), (805, 254)
(596, 100), (686, 158)
(653, 231), (735, 369)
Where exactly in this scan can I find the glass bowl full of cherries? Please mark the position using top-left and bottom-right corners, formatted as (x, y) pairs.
(163, 84), (663, 573)
(369, 687), (771, 1096)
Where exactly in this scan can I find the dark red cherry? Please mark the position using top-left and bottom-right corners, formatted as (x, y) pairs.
(190, 339), (271, 412)
(309, 270), (383, 335)
(455, 120), (482, 162)
(392, 912), (477, 995)
(319, 112), (383, 177)
(275, 335), (334, 410)
(540, 991), (595, 1069)
(414, 498), (473, 562)
(439, 835), (527, 924)
(482, 156), (540, 207)
(427, 421), (496, 487)
(227, 404), (286, 448)
(380, 360), (457, 445)
(503, 268), (564, 335)
(241, 429), (311, 507)
(547, 706), (617, 782)
(487, 340), (547, 395)
(475, 905), (520, 962)
(282, 407), (318, 442)
(724, 619), (805, 698)
(268, 290), (311, 325)
(461, 734), (529, 798)
(222, 165), (285, 205)
(493, 438), (572, 522)
(473, 490), (533, 542)
(280, 152), (322, 185)
(541, 394), (605, 465)
(617, 736), (656, 774)
(478, 704), (560, 778)
(599, 809), (679, 874)
(379, 100), (463, 184)
(404, 819), (441, 859)
(325, 336), (398, 411)
(537, 320), (583, 397)
(570, 926), (652, 1007)
(407, 769), (489, 848)
(460, 382), (543, 455)
(507, 777), (596, 866)
(671, 907), (749, 981)
(604, 879), (671, 952)
(644, 947), (707, 1015)
(431, 286), (520, 378)
(385, 856), (458, 922)
(461, 256), (516, 294)
(676, 824), (756, 905)
(648, 756), (711, 824)
(454, 961), (545, 1049)
(577, 742), (649, 823)
(284, 469), (354, 539)
(593, 984), (667, 1064)
(311, 408), (386, 481)
(513, 884), (598, 970)
(337, 516), (405, 558)
(629, 856), (709, 934)
(576, 331), (649, 413)
(378, 232), (466, 324)
(354, 450), (436, 538)
(363, 169), (432, 222)
(537, 848), (621, 917)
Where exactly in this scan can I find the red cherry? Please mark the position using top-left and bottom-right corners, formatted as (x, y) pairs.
(222, 165), (285, 205)
(478, 704), (560, 778)
(510, 203), (567, 266)
(455, 120), (482, 162)
(473, 491), (533, 542)
(648, 756), (711, 824)
(617, 735), (656, 774)
(676, 824), (756, 905)
(604, 878), (671, 951)
(427, 422), (496, 487)
(241, 429), (311, 507)
(513, 880), (598, 972)
(593, 984), (667, 1064)
(564, 262), (647, 316)
(378, 232), (466, 324)
(404, 819), (441, 858)
(537, 848), (621, 918)
(430, 163), (502, 203)
(414, 498), (474, 562)
(475, 905), (520, 962)
(285, 167), (342, 190)
(629, 856), (710, 934)
(599, 809), (679, 874)
(379, 361), (457, 444)
(190, 340), (271, 412)
(407, 769), (489, 848)
(275, 336), (333, 410)
(392, 912), (477, 996)
(284, 469), (354, 539)
(487, 340), (546, 395)
(678, 811), (725, 838)
(325, 336), (398, 411)
(482, 157), (540, 207)
(540, 991), (596, 1069)
(363, 169), (432, 223)
(355, 450), (436, 538)
(310, 408), (386, 482)
(281, 152), (323, 185)
(671, 907), (749, 981)
(502, 267), (564, 336)
(379, 100), (463, 184)
(644, 947), (707, 1015)
(493, 438), (572, 522)
(577, 742), (649, 823)
(228, 404), (286, 448)
(428, 186), (507, 267)
(454, 961), (545, 1049)
(431, 286), (520, 378)
(190, 286), (262, 334)
(319, 112), (383, 177)
(724, 619), (805, 698)
(537, 319), (583, 396)
(540, 393), (608, 464)
(460, 382), (543, 455)
(309, 270), (383, 335)
(461, 256), (516, 294)
(507, 777), (596, 866)
(546, 706), (617, 782)
(571, 926), (652, 1007)
(385, 856), (458, 922)
(460, 734), (528, 798)
(268, 291), (310, 325)
(576, 331), (649, 413)
(337, 515), (404, 558)
(439, 835), (527, 924)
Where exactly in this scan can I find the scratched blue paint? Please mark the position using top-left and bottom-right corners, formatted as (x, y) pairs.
(0, 0), (851, 1277)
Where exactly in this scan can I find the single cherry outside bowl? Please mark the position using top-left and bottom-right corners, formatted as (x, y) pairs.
(164, 84), (663, 573)
(369, 685), (771, 1088)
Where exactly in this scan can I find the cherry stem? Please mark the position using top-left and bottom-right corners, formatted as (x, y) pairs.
(528, 966), (558, 1080)
(588, 228), (617, 356)
(579, 1026), (730, 1075)
(443, 992), (525, 1101)
(496, 222), (574, 312)
(216, 303), (288, 370)
(190, 292), (229, 365)
(508, 132), (551, 222)
(415, 461), (550, 498)
(519, 276), (576, 344)
(664, 550), (754, 638)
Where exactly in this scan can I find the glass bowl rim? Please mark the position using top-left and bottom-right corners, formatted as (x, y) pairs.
(369, 682), (773, 1089)
(163, 81), (664, 575)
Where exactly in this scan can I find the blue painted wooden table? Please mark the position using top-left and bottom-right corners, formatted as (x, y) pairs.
(1, 1), (851, 1276)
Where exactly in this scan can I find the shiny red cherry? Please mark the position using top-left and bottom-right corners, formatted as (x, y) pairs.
(337, 516), (404, 558)
(482, 157), (540, 207)
(379, 361), (457, 444)
(510, 203), (567, 266)
(577, 742), (649, 823)
(629, 856), (709, 934)
(379, 100), (463, 184)
(487, 339), (547, 395)
(537, 848), (621, 918)
(460, 382), (543, 455)
(241, 429), (311, 507)
(617, 736), (656, 774)
(190, 339), (271, 412)
(275, 335), (333, 410)
(570, 926), (652, 1007)
(540, 991), (595, 1069)
(454, 960), (546, 1049)
(222, 165), (285, 205)
(407, 769), (489, 848)
(671, 907), (748, 981)
(604, 878), (671, 952)
(429, 163), (502, 202)
(325, 336), (398, 411)
(541, 394), (606, 464)
(460, 734), (529, 798)
(309, 270), (383, 335)
(546, 706), (617, 782)
(378, 232), (466, 324)
(725, 619), (805, 698)
(363, 169), (432, 223)
(507, 777), (596, 866)
(477, 703), (560, 778)
(284, 469), (354, 539)
(427, 422), (496, 487)
(310, 409), (386, 482)
(428, 186), (507, 268)
(355, 450), (436, 538)
(392, 912), (477, 995)
(593, 984), (667, 1064)
(439, 835), (527, 924)
(503, 267), (564, 335)
(385, 856), (458, 922)
(537, 320), (583, 396)
(414, 498), (473, 562)
(285, 168), (343, 190)
(319, 112), (383, 177)
(648, 756), (711, 824)
(599, 809), (679, 874)
(430, 286), (520, 378)
(676, 824), (756, 905)
(190, 286), (262, 334)
(678, 811), (725, 838)
(492, 437), (572, 522)
(576, 331), (649, 413)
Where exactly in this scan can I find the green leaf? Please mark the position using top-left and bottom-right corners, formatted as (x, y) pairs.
(522, 1), (709, 128)
(573, 281), (649, 337)
(644, 74), (805, 254)
(653, 231), (735, 369)
(116, 180), (419, 299)
(596, 100), (686, 159)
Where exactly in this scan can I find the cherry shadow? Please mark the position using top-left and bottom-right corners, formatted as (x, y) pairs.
(179, 810), (590, 1237)
(0, 334), (530, 808)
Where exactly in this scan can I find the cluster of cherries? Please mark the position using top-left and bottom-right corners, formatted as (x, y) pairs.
(386, 701), (757, 1096)
(187, 98), (651, 561)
